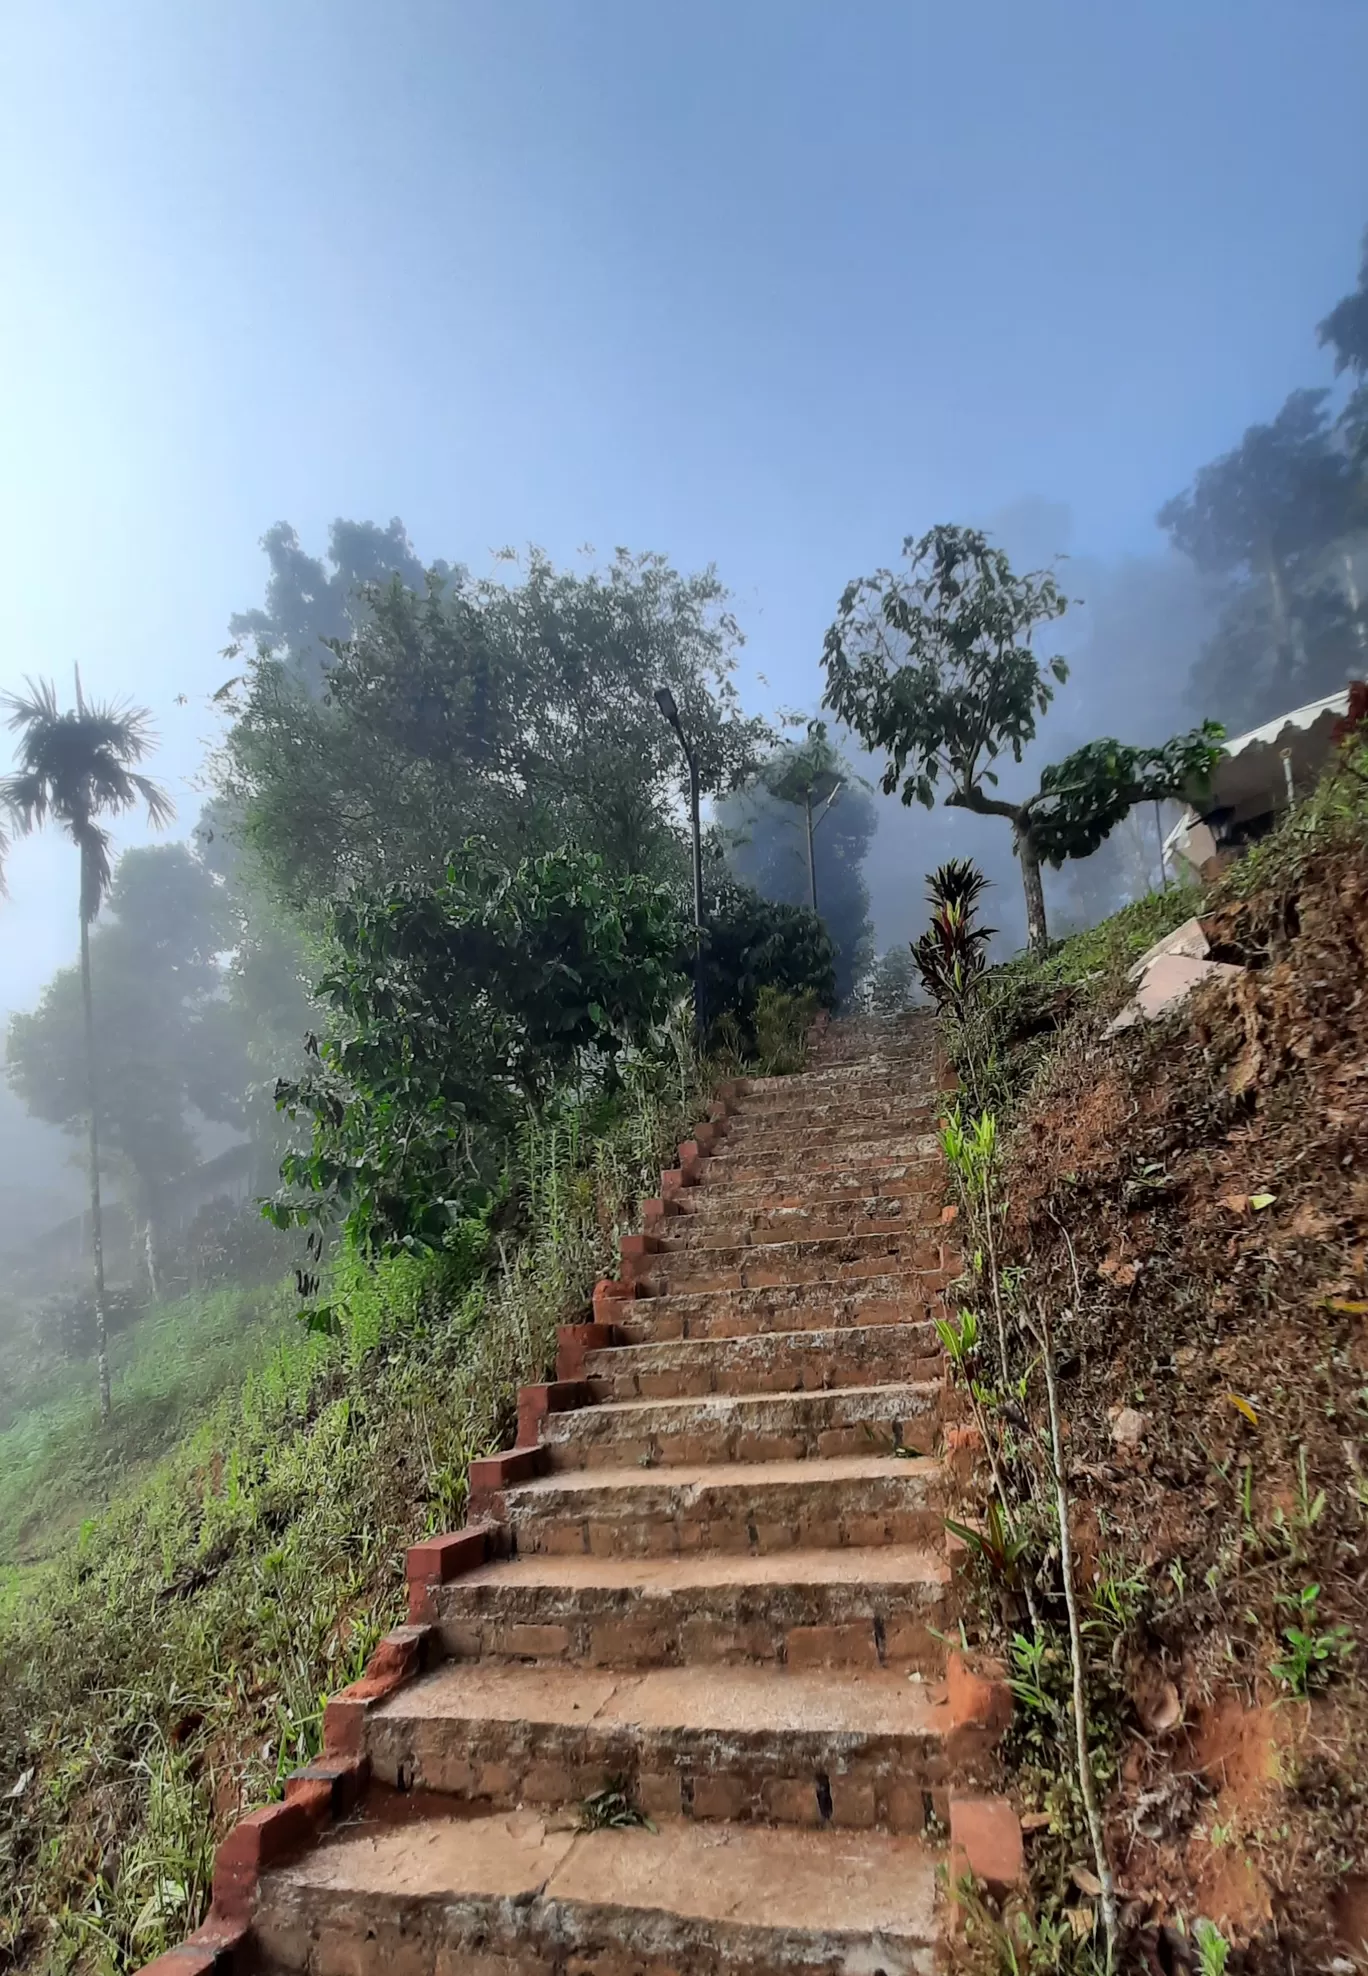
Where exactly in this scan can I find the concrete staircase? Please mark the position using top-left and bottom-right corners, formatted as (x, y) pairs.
(176, 1015), (1021, 1976)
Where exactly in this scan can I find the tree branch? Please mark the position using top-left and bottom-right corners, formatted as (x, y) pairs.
(945, 785), (1024, 825)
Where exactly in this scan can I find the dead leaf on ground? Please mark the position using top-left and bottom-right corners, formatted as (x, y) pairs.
(1219, 1193), (1250, 1215)
(1020, 1809), (1053, 1832)
(1098, 1254), (1140, 1287)
(1066, 1906), (1097, 1939)
(1290, 1202), (1337, 1240)
(1071, 1863), (1104, 1897)
(1225, 1393), (1259, 1426)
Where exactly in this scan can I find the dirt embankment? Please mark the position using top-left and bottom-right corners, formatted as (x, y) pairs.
(1001, 842), (1368, 1966)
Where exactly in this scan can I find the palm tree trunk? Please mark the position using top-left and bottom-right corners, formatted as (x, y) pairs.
(1017, 826), (1049, 954)
(79, 903), (111, 1423)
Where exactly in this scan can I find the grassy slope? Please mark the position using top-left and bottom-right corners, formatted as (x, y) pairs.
(946, 754), (1368, 1969)
(0, 1059), (704, 1976)
(0, 1285), (294, 1574)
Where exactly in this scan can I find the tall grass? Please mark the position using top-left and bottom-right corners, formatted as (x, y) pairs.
(0, 1036), (706, 1976)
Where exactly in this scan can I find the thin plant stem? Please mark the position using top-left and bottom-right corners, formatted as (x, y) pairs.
(1030, 1284), (1118, 1969)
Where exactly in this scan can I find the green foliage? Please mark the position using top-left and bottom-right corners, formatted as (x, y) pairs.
(940, 882), (1204, 1120)
(1161, 358), (1367, 729)
(1194, 1920), (1231, 1976)
(6, 844), (252, 1258)
(221, 545), (771, 912)
(821, 524), (1070, 813)
(700, 876), (837, 1047)
(912, 859), (995, 1010)
(750, 987), (823, 1075)
(0, 1050), (704, 1973)
(577, 1778), (656, 1833)
(0, 1285), (293, 1566)
(271, 845), (682, 1255)
(861, 944), (919, 1015)
(1270, 1584), (1354, 1696)
(1027, 725), (1225, 866)
(719, 723), (875, 1005)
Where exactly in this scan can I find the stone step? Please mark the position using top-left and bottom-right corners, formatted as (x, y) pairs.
(540, 1382), (942, 1469)
(431, 1545), (951, 1670)
(617, 1273), (949, 1343)
(707, 1133), (941, 1178)
(362, 1660), (964, 1829)
(736, 1068), (937, 1108)
(643, 1229), (949, 1294)
(676, 1170), (943, 1221)
(721, 1105), (939, 1147)
(502, 1454), (946, 1557)
(661, 1197), (940, 1249)
(584, 1321), (943, 1400)
(252, 1812), (942, 1976)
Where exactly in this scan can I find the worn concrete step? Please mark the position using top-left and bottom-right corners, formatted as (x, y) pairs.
(431, 1545), (951, 1670)
(644, 1229), (950, 1294)
(541, 1382), (942, 1470)
(735, 1068), (937, 1108)
(696, 1158), (942, 1205)
(584, 1321), (943, 1400)
(363, 1659), (963, 1828)
(617, 1273), (950, 1343)
(251, 1811), (942, 1976)
(676, 1173), (943, 1225)
(503, 1454), (946, 1557)
(662, 1195), (940, 1249)
(708, 1134), (941, 1179)
(722, 1106), (939, 1149)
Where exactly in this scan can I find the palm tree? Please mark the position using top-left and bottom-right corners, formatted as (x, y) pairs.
(1, 674), (173, 1421)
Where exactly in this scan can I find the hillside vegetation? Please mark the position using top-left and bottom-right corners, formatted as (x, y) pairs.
(939, 744), (1368, 1970)
(0, 1050), (708, 1975)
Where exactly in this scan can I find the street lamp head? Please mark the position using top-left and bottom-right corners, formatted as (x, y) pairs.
(653, 685), (680, 727)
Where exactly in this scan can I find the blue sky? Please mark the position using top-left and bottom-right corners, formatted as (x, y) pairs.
(2, 0), (1367, 1007)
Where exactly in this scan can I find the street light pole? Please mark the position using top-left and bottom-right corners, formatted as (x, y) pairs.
(654, 686), (707, 1046)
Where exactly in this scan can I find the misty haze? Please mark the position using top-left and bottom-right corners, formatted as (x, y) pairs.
(3, 6), (1368, 1972)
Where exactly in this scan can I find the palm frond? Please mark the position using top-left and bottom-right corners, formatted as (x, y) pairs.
(0, 676), (171, 908)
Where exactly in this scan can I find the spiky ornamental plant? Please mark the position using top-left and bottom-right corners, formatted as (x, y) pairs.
(1, 675), (173, 1420)
(911, 859), (995, 1011)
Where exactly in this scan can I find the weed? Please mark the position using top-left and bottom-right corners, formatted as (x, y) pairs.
(1194, 1919), (1231, 1976)
(576, 1778), (656, 1833)
(1270, 1585), (1354, 1696)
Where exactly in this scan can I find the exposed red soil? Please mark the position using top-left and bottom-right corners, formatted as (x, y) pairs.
(997, 840), (1368, 1968)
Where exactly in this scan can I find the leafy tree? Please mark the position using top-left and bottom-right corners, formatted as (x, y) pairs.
(822, 526), (1222, 950)
(1319, 224), (1368, 467)
(1, 679), (172, 1418)
(861, 944), (920, 1016)
(270, 845), (681, 1257)
(700, 874), (838, 1046)
(1160, 391), (1364, 726)
(226, 517), (454, 692)
(6, 844), (251, 1298)
(221, 547), (770, 913)
(718, 724), (875, 1004)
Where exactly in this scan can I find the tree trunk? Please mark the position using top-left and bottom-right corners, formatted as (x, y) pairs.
(80, 904), (112, 1423)
(1344, 550), (1368, 656)
(1266, 551), (1307, 684)
(143, 1213), (161, 1302)
(1016, 827), (1049, 953)
(804, 793), (819, 914)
